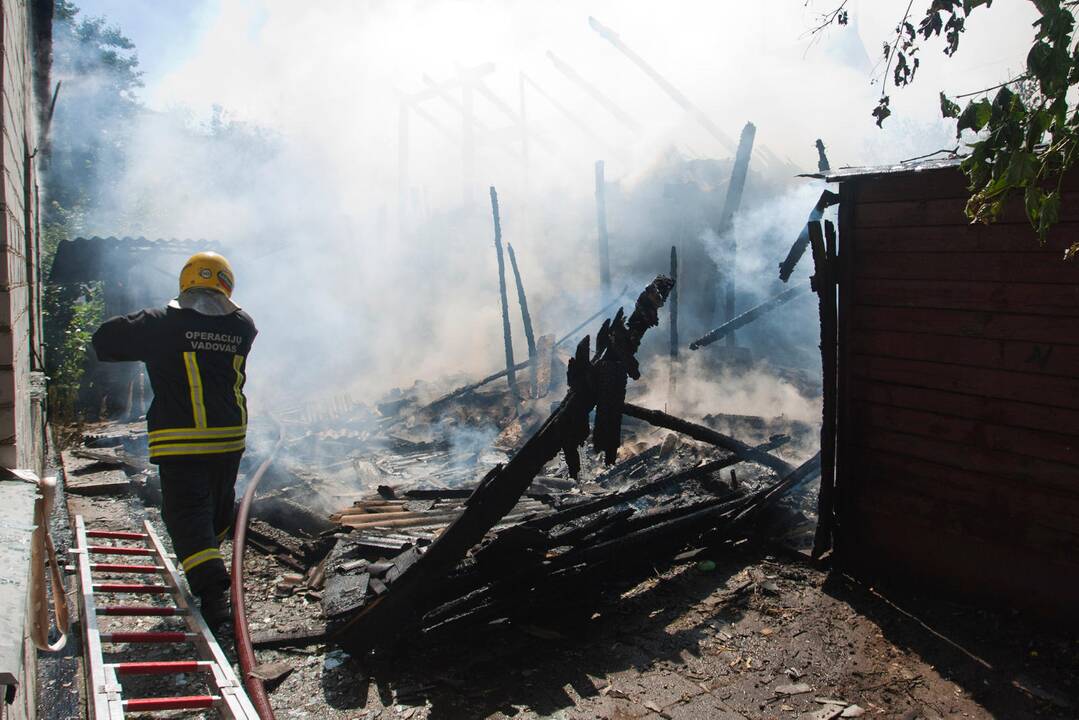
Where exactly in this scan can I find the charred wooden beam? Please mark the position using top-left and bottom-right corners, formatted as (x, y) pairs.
(815, 138), (831, 173)
(490, 186), (518, 399)
(526, 437), (787, 533)
(621, 403), (794, 476)
(811, 220), (839, 559)
(689, 285), (810, 350)
(595, 160), (611, 297)
(331, 276), (673, 655)
(546, 50), (642, 133)
(419, 288), (628, 412)
(521, 73), (614, 151)
(718, 122), (756, 343)
(588, 16), (736, 153)
(669, 245), (679, 398)
(777, 189), (840, 282)
(507, 243), (538, 396)
(423, 452), (821, 633)
(506, 244), (537, 359)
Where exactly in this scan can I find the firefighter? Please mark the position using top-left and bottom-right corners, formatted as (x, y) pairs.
(92, 251), (256, 630)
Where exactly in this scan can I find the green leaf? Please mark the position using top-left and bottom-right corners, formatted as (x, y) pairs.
(1005, 150), (1038, 185)
(1027, 40), (1054, 81)
(1025, 184), (1046, 224)
(1038, 190), (1061, 241)
(940, 92), (961, 118)
(956, 99), (992, 135)
(872, 96), (892, 127)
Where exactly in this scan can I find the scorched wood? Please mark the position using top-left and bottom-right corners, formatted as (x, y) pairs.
(331, 275), (673, 655)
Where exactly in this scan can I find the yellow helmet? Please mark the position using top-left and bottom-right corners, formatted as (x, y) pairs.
(179, 251), (235, 298)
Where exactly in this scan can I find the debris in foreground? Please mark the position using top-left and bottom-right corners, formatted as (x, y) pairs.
(299, 276), (823, 657)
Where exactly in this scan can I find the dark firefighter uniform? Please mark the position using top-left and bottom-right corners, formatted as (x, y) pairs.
(91, 253), (256, 618)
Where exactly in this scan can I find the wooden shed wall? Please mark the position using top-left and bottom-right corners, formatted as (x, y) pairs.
(835, 166), (1079, 619)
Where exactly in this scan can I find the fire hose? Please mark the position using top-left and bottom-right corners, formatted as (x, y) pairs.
(231, 417), (284, 720)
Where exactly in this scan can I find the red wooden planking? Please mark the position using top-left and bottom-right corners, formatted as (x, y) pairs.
(123, 696), (216, 711)
(851, 399), (1079, 467)
(849, 330), (1079, 378)
(850, 306), (1079, 347)
(850, 168), (971, 203)
(848, 222), (1074, 254)
(854, 426), (1078, 491)
(840, 504), (1079, 621)
(852, 279), (1079, 317)
(853, 193), (1079, 228)
(847, 378), (1079, 437)
(850, 354), (1079, 410)
(851, 165), (1079, 204)
(851, 477), (1079, 553)
(852, 251), (1079, 284)
(848, 446), (1079, 531)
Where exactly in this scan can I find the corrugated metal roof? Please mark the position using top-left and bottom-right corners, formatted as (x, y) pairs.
(49, 236), (217, 284)
(800, 155), (964, 182)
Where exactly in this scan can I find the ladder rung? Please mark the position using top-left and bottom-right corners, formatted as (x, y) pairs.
(87, 545), (155, 556)
(90, 562), (164, 574)
(110, 660), (212, 676)
(123, 695), (219, 711)
(100, 631), (196, 644)
(86, 530), (148, 540)
(97, 605), (183, 617)
(93, 582), (171, 594)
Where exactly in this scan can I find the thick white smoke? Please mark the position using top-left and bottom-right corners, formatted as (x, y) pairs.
(70, 0), (1037, 417)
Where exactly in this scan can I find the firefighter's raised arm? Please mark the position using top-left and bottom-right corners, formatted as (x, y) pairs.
(91, 309), (160, 362)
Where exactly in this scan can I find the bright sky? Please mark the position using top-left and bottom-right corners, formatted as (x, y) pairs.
(75, 0), (1038, 172)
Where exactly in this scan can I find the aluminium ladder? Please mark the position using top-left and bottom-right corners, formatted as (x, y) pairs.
(71, 515), (260, 719)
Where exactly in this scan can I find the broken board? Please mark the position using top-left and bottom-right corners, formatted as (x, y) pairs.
(61, 450), (131, 496)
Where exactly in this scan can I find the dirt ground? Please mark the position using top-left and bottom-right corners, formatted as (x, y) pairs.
(47, 454), (1079, 720)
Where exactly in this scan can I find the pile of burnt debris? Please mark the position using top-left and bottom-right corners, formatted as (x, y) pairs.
(67, 277), (823, 660)
(258, 277), (820, 657)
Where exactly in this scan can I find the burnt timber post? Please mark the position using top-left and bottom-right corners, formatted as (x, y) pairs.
(490, 187), (518, 399)
(595, 160), (611, 298)
(507, 243), (538, 396)
(808, 220), (838, 558)
(332, 277), (674, 654)
(669, 245), (679, 400)
(717, 121), (756, 342)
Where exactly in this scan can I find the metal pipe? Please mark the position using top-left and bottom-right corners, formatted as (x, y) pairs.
(231, 418), (284, 720)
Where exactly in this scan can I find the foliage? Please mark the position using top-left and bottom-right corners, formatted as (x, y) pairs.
(46, 0), (142, 218)
(43, 1), (139, 420)
(44, 280), (103, 424)
(819, 0), (1079, 259)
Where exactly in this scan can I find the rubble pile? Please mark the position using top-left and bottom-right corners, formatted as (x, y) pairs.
(63, 278), (823, 663)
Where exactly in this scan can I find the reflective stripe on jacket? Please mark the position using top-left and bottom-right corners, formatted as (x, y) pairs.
(92, 304), (257, 462)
